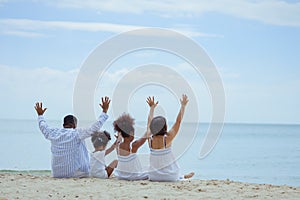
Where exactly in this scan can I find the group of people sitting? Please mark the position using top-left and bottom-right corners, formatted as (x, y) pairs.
(35, 95), (194, 181)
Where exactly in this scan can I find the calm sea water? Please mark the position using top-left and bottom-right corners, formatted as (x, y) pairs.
(0, 119), (299, 187)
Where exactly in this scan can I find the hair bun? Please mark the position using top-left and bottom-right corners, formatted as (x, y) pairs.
(104, 130), (111, 140)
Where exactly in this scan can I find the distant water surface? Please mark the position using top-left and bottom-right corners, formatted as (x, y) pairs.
(0, 119), (299, 186)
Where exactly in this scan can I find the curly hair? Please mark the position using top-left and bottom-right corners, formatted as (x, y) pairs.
(113, 113), (135, 138)
(91, 130), (111, 149)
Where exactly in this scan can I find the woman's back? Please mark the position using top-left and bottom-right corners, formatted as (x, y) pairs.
(146, 95), (189, 182)
(148, 134), (180, 182)
(117, 141), (131, 156)
(115, 137), (148, 180)
(149, 134), (168, 149)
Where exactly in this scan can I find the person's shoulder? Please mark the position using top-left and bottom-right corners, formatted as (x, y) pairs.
(92, 151), (105, 159)
(57, 128), (80, 138)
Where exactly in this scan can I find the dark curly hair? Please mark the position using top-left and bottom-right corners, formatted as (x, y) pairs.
(91, 130), (111, 149)
(113, 113), (135, 138)
(150, 116), (167, 136)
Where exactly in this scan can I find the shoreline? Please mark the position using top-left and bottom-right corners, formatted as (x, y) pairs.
(0, 170), (299, 188)
(1, 173), (299, 200)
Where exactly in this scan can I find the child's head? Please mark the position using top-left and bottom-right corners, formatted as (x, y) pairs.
(91, 131), (111, 150)
(150, 116), (167, 136)
(113, 113), (135, 139)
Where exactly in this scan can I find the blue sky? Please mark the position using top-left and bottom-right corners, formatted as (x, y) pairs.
(0, 0), (299, 124)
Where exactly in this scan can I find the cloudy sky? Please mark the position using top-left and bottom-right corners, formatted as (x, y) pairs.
(0, 0), (299, 124)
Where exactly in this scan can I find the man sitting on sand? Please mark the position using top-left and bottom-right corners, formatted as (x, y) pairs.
(34, 97), (111, 178)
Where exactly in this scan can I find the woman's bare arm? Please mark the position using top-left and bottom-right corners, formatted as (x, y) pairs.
(105, 143), (116, 156)
(132, 96), (158, 152)
(167, 94), (189, 142)
(105, 135), (120, 156)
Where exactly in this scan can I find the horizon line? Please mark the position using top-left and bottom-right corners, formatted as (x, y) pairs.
(1, 118), (299, 126)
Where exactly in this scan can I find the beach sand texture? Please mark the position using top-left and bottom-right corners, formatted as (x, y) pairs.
(1, 174), (299, 200)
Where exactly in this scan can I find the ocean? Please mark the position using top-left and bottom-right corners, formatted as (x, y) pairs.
(0, 119), (299, 187)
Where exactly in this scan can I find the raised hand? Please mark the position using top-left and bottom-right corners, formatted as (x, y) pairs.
(113, 133), (122, 146)
(34, 102), (47, 116)
(146, 96), (158, 134)
(180, 94), (189, 106)
(146, 96), (158, 108)
(100, 96), (111, 113)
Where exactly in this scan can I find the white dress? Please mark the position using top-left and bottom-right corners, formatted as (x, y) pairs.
(114, 146), (148, 180)
(148, 135), (181, 182)
(90, 151), (108, 178)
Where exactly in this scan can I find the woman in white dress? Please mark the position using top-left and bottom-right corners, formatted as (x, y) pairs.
(146, 95), (194, 182)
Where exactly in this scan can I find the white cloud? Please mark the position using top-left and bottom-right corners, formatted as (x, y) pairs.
(0, 18), (140, 33)
(38, 0), (300, 27)
(219, 0), (300, 26)
(218, 67), (240, 79)
(0, 65), (78, 119)
(0, 18), (222, 38)
(0, 64), (205, 121)
(0, 30), (48, 38)
(2, 63), (297, 123)
(94, 65), (207, 122)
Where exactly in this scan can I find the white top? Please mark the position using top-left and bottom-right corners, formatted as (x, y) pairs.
(114, 153), (148, 180)
(90, 151), (108, 178)
(37, 112), (108, 178)
(149, 147), (180, 182)
(148, 135), (180, 182)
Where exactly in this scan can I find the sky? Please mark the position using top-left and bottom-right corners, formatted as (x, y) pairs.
(0, 0), (299, 124)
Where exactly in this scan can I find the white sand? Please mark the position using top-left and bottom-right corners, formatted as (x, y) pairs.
(0, 173), (299, 200)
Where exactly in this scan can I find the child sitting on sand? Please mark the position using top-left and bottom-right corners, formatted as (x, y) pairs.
(147, 95), (194, 181)
(90, 131), (118, 178)
(113, 112), (150, 181)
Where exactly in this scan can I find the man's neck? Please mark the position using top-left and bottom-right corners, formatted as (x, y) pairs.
(63, 125), (75, 129)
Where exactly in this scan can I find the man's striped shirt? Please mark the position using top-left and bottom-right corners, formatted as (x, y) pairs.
(38, 112), (108, 178)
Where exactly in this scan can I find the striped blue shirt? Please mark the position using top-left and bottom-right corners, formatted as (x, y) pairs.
(38, 112), (108, 178)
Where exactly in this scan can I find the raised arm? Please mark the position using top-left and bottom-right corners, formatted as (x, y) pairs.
(78, 96), (111, 140)
(168, 94), (188, 141)
(146, 97), (158, 128)
(105, 141), (116, 156)
(132, 96), (158, 153)
(35, 102), (59, 140)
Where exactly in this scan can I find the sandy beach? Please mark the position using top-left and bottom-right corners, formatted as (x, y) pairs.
(0, 173), (299, 200)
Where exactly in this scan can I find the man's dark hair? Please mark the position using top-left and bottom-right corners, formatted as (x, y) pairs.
(63, 115), (77, 127)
